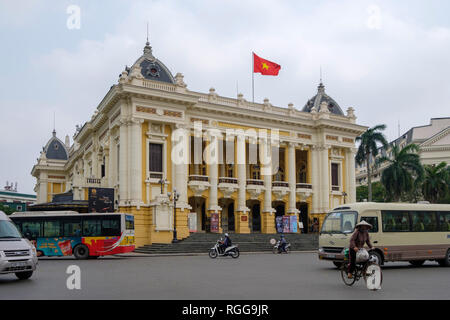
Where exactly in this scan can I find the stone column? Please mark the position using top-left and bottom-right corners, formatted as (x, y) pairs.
(346, 147), (357, 203)
(129, 118), (143, 208)
(310, 145), (320, 214)
(260, 135), (276, 233)
(103, 146), (110, 187)
(38, 172), (48, 204)
(287, 142), (298, 214)
(320, 145), (330, 213)
(235, 132), (250, 233)
(119, 119), (129, 206)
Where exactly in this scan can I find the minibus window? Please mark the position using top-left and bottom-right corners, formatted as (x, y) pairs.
(438, 212), (450, 231)
(382, 211), (411, 232)
(363, 217), (378, 233)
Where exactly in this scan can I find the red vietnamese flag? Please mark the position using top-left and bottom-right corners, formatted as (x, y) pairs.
(253, 52), (281, 75)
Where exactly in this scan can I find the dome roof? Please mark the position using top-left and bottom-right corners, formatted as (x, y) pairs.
(127, 41), (175, 84)
(43, 130), (69, 160)
(302, 83), (344, 115)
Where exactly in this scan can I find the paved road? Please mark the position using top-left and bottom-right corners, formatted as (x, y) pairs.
(1, 252), (449, 299)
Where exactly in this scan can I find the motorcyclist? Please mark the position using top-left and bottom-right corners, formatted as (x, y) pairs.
(348, 220), (373, 279)
(279, 234), (287, 253)
(220, 233), (232, 254)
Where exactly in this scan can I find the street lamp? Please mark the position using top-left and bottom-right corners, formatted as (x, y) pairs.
(342, 191), (348, 204)
(168, 188), (180, 243)
(159, 177), (168, 194)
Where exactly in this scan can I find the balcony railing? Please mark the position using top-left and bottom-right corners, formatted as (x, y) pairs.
(296, 183), (312, 189)
(149, 172), (163, 180)
(189, 175), (209, 182)
(218, 177), (238, 184)
(246, 179), (264, 186)
(86, 178), (101, 184)
(272, 181), (289, 188)
(331, 185), (340, 191)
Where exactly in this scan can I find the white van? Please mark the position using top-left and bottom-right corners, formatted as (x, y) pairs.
(0, 210), (38, 279)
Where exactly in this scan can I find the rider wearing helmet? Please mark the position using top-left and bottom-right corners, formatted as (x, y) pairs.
(348, 220), (373, 279)
(279, 234), (287, 253)
(220, 233), (232, 254)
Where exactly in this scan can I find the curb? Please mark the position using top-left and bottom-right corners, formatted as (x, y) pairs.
(117, 250), (317, 258)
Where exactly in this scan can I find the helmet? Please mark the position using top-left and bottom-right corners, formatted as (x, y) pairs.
(356, 248), (369, 263)
(280, 234), (285, 238)
(224, 233), (229, 237)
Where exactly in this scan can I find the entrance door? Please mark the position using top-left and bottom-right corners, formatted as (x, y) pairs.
(228, 202), (235, 232)
(299, 203), (308, 234)
(252, 204), (261, 232)
(274, 203), (285, 233)
(201, 202), (206, 231)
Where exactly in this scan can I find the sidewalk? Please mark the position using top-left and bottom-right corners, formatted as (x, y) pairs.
(116, 250), (317, 258)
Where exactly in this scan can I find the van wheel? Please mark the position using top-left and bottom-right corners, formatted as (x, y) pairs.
(438, 250), (450, 267)
(73, 244), (89, 259)
(15, 271), (33, 280)
(409, 260), (425, 267)
(333, 261), (343, 268)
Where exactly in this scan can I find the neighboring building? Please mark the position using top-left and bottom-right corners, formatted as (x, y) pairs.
(356, 117), (450, 186)
(0, 182), (37, 212)
(31, 40), (366, 246)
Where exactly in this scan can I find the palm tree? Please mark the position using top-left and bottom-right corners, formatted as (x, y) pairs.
(355, 124), (388, 201)
(378, 144), (424, 202)
(422, 162), (448, 203)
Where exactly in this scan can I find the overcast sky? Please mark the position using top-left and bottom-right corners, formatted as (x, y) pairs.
(1, 0), (449, 194)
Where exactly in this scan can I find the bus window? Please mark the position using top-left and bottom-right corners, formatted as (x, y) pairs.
(44, 220), (62, 237)
(64, 220), (82, 237)
(382, 211), (410, 232)
(363, 217), (378, 233)
(22, 221), (42, 239)
(411, 211), (437, 232)
(125, 215), (134, 230)
(102, 217), (120, 236)
(438, 212), (450, 231)
(82, 218), (102, 237)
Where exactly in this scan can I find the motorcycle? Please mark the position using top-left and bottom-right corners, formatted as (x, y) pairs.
(272, 240), (291, 254)
(209, 239), (240, 258)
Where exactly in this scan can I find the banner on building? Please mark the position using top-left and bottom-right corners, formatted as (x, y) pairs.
(210, 213), (219, 233)
(88, 188), (114, 213)
(282, 216), (290, 233)
(276, 216), (283, 233)
(290, 215), (298, 233)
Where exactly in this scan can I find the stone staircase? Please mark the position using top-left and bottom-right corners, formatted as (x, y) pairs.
(134, 232), (319, 254)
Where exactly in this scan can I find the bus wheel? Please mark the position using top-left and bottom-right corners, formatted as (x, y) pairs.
(438, 250), (450, 267)
(333, 261), (343, 268)
(409, 260), (425, 267)
(73, 245), (89, 260)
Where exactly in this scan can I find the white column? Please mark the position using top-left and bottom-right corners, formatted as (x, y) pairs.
(119, 119), (129, 205)
(236, 133), (248, 212)
(174, 124), (190, 207)
(346, 148), (357, 203)
(38, 172), (48, 204)
(320, 145), (330, 212)
(310, 146), (320, 213)
(288, 142), (298, 213)
(208, 130), (221, 212)
(261, 137), (273, 213)
(129, 118), (143, 207)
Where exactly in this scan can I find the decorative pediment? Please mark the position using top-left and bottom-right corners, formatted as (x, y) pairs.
(420, 127), (450, 147)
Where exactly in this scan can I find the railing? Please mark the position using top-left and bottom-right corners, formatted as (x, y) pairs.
(296, 183), (312, 189)
(142, 80), (176, 92)
(189, 175), (209, 182)
(331, 185), (340, 191)
(272, 181), (289, 188)
(86, 178), (101, 184)
(246, 179), (264, 186)
(218, 177), (238, 184)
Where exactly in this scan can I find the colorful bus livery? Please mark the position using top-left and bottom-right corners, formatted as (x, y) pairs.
(10, 211), (135, 259)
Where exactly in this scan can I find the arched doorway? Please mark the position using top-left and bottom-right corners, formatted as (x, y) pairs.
(219, 198), (235, 232)
(188, 196), (207, 232)
(297, 202), (308, 234)
(272, 201), (286, 233)
(246, 200), (261, 232)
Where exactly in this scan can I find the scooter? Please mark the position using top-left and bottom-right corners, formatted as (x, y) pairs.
(272, 240), (291, 254)
(209, 239), (240, 258)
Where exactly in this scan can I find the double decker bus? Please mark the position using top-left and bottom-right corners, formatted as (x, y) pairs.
(10, 211), (135, 259)
(318, 202), (450, 267)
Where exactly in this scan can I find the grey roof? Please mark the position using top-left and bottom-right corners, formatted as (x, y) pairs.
(43, 130), (69, 160)
(302, 83), (344, 115)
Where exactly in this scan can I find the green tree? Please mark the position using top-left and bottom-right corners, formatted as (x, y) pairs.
(355, 124), (388, 201)
(378, 144), (424, 202)
(0, 203), (16, 215)
(356, 182), (386, 202)
(422, 162), (449, 203)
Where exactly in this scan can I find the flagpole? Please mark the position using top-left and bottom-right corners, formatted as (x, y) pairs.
(252, 51), (255, 103)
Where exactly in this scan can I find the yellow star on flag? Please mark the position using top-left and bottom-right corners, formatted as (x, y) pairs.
(262, 62), (269, 70)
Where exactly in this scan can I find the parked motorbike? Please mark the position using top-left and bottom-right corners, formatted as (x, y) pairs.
(272, 240), (291, 254)
(209, 239), (240, 258)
